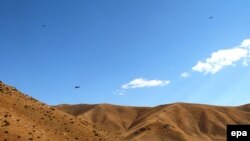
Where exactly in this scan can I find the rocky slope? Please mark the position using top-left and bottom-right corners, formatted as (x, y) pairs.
(0, 81), (122, 141)
(1, 80), (249, 141)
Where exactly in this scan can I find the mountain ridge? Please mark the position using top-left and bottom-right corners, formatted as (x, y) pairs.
(1, 81), (250, 141)
(0, 81), (123, 141)
(57, 102), (250, 141)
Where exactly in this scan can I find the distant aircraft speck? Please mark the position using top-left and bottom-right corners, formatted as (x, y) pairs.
(75, 86), (80, 89)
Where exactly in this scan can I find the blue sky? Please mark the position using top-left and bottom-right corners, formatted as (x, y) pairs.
(1, 0), (250, 106)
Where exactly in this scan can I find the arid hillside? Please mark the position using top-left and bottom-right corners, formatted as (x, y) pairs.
(0, 81), (122, 141)
(57, 102), (250, 141)
(1, 81), (250, 141)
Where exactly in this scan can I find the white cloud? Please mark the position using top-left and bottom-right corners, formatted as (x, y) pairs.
(181, 72), (191, 78)
(192, 39), (250, 74)
(122, 78), (170, 89)
(240, 39), (250, 48)
(113, 89), (126, 96)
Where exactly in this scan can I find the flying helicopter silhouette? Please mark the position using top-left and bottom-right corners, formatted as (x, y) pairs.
(75, 86), (80, 89)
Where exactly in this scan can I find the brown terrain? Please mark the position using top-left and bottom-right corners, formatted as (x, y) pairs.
(57, 103), (250, 141)
(1, 81), (250, 141)
(0, 81), (122, 141)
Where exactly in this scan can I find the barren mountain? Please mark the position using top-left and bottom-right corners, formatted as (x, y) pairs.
(57, 103), (250, 141)
(0, 81), (122, 141)
(1, 81), (250, 141)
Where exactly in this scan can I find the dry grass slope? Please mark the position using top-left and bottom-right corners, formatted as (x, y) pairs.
(1, 81), (249, 141)
(58, 103), (250, 141)
(0, 81), (123, 141)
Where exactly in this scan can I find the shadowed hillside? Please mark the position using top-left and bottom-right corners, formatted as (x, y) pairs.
(57, 103), (250, 141)
(0, 81), (122, 141)
(56, 104), (150, 135)
(1, 81), (250, 141)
